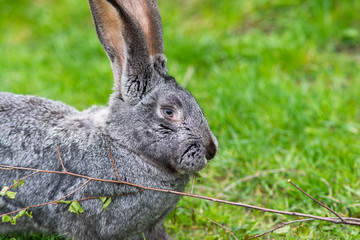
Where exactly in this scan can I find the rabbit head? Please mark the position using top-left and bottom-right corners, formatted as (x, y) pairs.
(89, 0), (218, 173)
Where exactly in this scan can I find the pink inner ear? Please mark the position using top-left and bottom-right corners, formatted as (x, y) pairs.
(120, 0), (163, 56)
(94, 0), (126, 65)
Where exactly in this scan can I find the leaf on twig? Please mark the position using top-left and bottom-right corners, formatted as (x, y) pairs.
(100, 197), (112, 211)
(69, 201), (84, 215)
(0, 186), (9, 196)
(0, 184), (17, 199)
(2, 215), (12, 223)
(273, 225), (290, 236)
(2, 215), (17, 225)
(6, 191), (17, 199)
(13, 179), (24, 190)
(26, 210), (33, 218)
(16, 209), (27, 218)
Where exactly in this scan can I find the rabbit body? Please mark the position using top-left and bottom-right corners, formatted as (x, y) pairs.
(0, 0), (217, 239)
(0, 92), (188, 239)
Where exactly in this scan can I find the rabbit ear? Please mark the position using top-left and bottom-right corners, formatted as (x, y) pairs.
(88, 0), (165, 101)
(120, 0), (164, 56)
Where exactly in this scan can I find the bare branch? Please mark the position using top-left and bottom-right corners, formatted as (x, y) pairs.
(1, 163), (359, 227)
(0, 179), (91, 218)
(8, 171), (39, 190)
(0, 167), (15, 170)
(288, 179), (346, 223)
(108, 148), (121, 183)
(55, 144), (67, 172)
(76, 189), (145, 202)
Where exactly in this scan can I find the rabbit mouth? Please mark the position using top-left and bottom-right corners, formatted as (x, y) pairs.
(178, 143), (207, 173)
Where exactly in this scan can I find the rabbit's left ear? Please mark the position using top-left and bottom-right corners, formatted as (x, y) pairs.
(88, 0), (165, 102)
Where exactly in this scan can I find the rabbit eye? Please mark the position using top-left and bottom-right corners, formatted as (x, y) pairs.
(161, 108), (177, 120)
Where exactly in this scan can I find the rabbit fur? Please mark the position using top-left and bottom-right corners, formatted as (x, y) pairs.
(0, 0), (217, 239)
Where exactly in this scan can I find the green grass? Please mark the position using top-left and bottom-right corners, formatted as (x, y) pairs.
(1, 0), (360, 239)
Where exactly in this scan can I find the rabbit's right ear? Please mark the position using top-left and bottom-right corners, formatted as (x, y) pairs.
(88, 0), (165, 102)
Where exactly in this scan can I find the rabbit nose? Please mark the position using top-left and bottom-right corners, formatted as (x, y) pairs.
(205, 132), (218, 160)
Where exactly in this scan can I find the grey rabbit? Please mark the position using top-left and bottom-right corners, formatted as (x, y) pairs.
(0, 0), (217, 239)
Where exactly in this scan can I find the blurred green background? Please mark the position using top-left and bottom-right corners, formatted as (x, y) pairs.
(1, 0), (360, 239)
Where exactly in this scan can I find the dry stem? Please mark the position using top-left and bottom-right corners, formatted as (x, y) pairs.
(55, 144), (67, 172)
(1, 148), (360, 239)
(288, 179), (346, 223)
(1, 163), (360, 227)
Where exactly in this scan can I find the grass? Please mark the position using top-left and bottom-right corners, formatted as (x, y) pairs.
(1, 0), (360, 239)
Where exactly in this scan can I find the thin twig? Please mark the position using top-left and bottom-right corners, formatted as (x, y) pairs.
(8, 171), (39, 190)
(55, 144), (67, 172)
(108, 148), (121, 182)
(246, 218), (315, 240)
(0, 179), (91, 218)
(288, 179), (346, 223)
(0, 167), (15, 170)
(179, 206), (238, 240)
(75, 189), (145, 202)
(1, 164), (360, 227)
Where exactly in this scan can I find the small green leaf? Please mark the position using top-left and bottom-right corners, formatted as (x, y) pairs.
(274, 225), (290, 236)
(6, 191), (17, 199)
(16, 209), (27, 218)
(57, 200), (72, 204)
(10, 217), (17, 225)
(13, 179), (18, 189)
(99, 197), (107, 203)
(26, 211), (33, 218)
(2, 215), (12, 223)
(296, 225), (311, 239)
(0, 186), (9, 196)
(14, 179), (25, 190)
(69, 201), (84, 215)
(102, 198), (112, 211)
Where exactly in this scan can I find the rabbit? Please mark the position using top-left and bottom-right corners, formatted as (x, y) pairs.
(0, 0), (217, 239)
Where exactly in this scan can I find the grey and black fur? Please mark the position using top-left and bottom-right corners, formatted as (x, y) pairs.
(0, 0), (217, 239)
